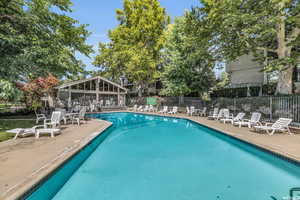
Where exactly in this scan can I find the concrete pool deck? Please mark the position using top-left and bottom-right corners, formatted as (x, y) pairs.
(0, 119), (112, 200)
(1, 111), (300, 199)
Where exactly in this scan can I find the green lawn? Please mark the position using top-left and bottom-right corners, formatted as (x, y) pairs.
(0, 120), (37, 142)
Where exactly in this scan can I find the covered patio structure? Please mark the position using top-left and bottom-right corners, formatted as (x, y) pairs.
(56, 76), (127, 111)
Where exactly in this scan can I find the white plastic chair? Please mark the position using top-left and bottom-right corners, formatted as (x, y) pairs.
(35, 111), (46, 124)
(221, 112), (245, 124)
(207, 108), (219, 120)
(159, 106), (168, 114)
(72, 107), (86, 126)
(44, 111), (62, 128)
(253, 118), (293, 135)
(168, 106), (178, 114)
(142, 105), (149, 112)
(233, 112), (262, 128)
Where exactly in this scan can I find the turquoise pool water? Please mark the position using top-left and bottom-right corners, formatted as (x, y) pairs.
(26, 112), (300, 200)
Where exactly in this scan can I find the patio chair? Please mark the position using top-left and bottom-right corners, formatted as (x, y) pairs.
(190, 106), (195, 116)
(233, 112), (262, 128)
(217, 109), (231, 121)
(137, 105), (143, 111)
(6, 126), (44, 139)
(44, 111), (62, 128)
(149, 105), (155, 112)
(186, 106), (195, 116)
(186, 106), (190, 115)
(159, 106), (168, 114)
(72, 107), (87, 126)
(253, 118), (293, 135)
(35, 111), (46, 124)
(168, 106), (178, 114)
(207, 108), (219, 120)
(220, 112), (245, 124)
(142, 105), (149, 112)
(132, 105), (138, 111)
(35, 128), (61, 138)
(199, 107), (207, 117)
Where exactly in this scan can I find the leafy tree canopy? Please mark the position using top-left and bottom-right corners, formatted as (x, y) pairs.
(190, 0), (300, 94)
(0, 0), (93, 81)
(160, 16), (216, 97)
(94, 0), (170, 95)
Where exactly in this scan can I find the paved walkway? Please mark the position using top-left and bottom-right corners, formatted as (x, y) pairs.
(0, 119), (111, 199)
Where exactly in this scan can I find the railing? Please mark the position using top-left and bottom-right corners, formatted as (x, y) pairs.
(127, 95), (300, 126)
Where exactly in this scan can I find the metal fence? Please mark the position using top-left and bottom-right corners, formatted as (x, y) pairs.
(127, 95), (300, 126)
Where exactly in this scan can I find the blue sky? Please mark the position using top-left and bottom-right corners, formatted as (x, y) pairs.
(69, 0), (201, 72)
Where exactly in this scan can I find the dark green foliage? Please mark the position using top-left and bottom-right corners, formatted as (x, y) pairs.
(0, 0), (93, 81)
(160, 17), (216, 97)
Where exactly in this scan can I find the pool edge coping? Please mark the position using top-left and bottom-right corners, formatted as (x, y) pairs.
(2, 119), (112, 200)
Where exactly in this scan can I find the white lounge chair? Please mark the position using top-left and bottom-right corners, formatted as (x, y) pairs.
(186, 106), (195, 116)
(221, 112), (245, 124)
(137, 106), (143, 111)
(132, 105), (138, 111)
(168, 106), (178, 114)
(6, 126), (43, 139)
(207, 108), (219, 120)
(253, 118), (293, 135)
(233, 112), (262, 128)
(199, 107), (207, 117)
(190, 106), (195, 116)
(149, 105), (155, 112)
(72, 107), (86, 126)
(142, 105), (149, 112)
(159, 106), (168, 114)
(44, 111), (62, 128)
(35, 128), (61, 138)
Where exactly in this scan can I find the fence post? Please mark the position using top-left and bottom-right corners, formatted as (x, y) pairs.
(234, 98), (236, 115)
(270, 97), (273, 121)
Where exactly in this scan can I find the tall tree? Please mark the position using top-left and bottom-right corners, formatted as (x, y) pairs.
(161, 17), (216, 97)
(94, 0), (170, 96)
(190, 0), (300, 94)
(0, 0), (92, 81)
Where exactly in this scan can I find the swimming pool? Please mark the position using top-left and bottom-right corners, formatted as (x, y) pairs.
(25, 112), (300, 200)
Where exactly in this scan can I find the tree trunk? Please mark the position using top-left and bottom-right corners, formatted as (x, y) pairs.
(276, 66), (293, 94)
(137, 84), (143, 98)
(275, 5), (293, 95)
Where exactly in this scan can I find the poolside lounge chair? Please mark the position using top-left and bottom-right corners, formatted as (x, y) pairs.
(72, 107), (86, 126)
(6, 126), (44, 139)
(149, 105), (155, 112)
(142, 105), (149, 112)
(253, 118), (293, 135)
(220, 112), (245, 124)
(233, 112), (262, 128)
(132, 105), (138, 111)
(207, 108), (219, 120)
(168, 106), (178, 114)
(190, 106), (195, 116)
(159, 106), (168, 114)
(44, 111), (62, 128)
(217, 109), (231, 121)
(186, 106), (190, 115)
(199, 107), (207, 117)
(186, 106), (195, 116)
(35, 128), (61, 138)
(137, 106), (143, 111)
